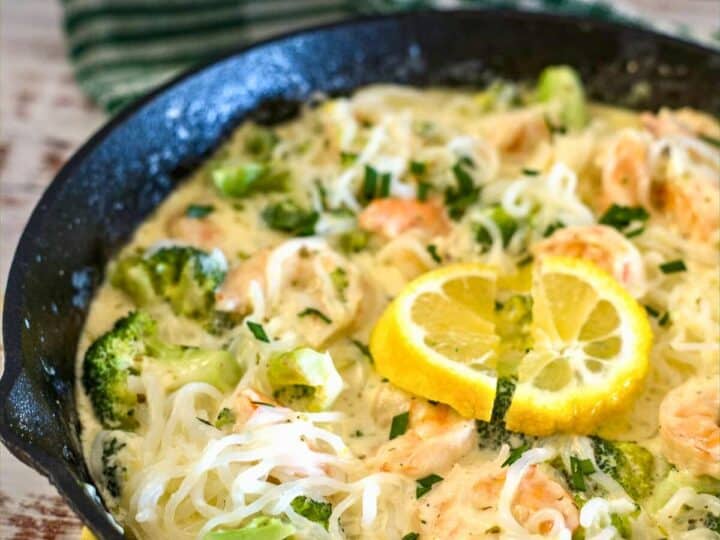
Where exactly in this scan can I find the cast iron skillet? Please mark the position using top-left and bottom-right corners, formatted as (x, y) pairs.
(1, 9), (719, 539)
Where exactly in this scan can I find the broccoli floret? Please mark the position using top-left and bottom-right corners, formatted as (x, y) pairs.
(536, 65), (588, 130)
(476, 377), (535, 450)
(203, 516), (295, 540)
(111, 246), (227, 320)
(82, 311), (242, 429)
(291, 495), (332, 530)
(261, 200), (318, 236)
(646, 469), (720, 513)
(591, 437), (655, 500)
(267, 348), (343, 411)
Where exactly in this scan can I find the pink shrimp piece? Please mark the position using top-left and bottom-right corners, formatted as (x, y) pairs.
(600, 130), (653, 211)
(653, 175), (719, 242)
(166, 212), (225, 252)
(641, 108), (720, 139)
(532, 225), (647, 297)
(372, 400), (476, 478)
(419, 462), (579, 537)
(215, 249), (270, 313)
(231, 388), (278, 430)
(659, 377), (720, 479)
(358, 198), (450, 239)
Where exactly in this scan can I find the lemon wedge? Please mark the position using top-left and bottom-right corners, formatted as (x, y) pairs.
(370, 257), (652, 434)
(370, 263), (500, 420)
(505, 256), (652, 435)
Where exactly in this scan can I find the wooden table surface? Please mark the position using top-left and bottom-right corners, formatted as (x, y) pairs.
(0, 0), (717, 538)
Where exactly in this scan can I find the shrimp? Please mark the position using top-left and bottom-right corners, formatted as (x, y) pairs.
(216, 239), (362, 347)
(479, 108), (550, 155)
(599, 128), (720, 241)
(658, 376), (720, 479)
(231, 388), (279, 430)
(599, 129), (653, 211)
(531, 224), (647, 297)
(418, 461), (579, 538)
(166, 212), (225, 252)
(641, 108), (720, 139)
(359, 197), (451, 239)
(371, 400), (476, 478)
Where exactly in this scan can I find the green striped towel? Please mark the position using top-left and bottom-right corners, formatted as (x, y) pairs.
(62, 0), (720, 113)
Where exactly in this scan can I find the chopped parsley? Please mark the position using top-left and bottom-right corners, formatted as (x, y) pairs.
(426, 244), (442, 263)
(599, 204), (649, 236)
(298, 307), (332, 324)
(363, 165), (378, 200)
(658, 311), (670, 326)
(185, 204), (214, 218)
(330, 267), (349, 300)
(340, 151), (358, 166)
(700, 134), (720, 148)
(351, 339), (372, 361)
(291, 495), (332, 530)
(417, 181), (431, 202)
(410, 160), (427, 176)
(401, 534), (419, 540)
(476, 205), (518, 249)
(502, 442), (530, 467)
(543, 220), (565, 237)
(261, 200), (318, 236)
(644, 304), (660, 318)
(214, 407), (235, 428)
(569, 456), (595, 491)
(522, 168), (540, 176)
(339, 230), (369, 253)
(416, 473), (444, 498)
(379, 172), (392, 197)
(196, 417), (213, 426)
(445, 159), (480, 219)
(246, 321), (270, 342)
(659, 259), (687, 274)
(544, 115), (567, 134)
(389, 411), (410, 440)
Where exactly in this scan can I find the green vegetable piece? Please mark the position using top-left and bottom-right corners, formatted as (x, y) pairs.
(700, 134), (720, 148)
(536, 65), (588, 130)
(475, 205), (518, 249)
(267, 348), (343, 411)
(82, 311), (242, 430)
(591, 437), (655, 500)
(389, 411), (410, 440)
(477, 377), (535, 450)
(363, 165), (378, 200)
(290, 495), (332, 529)
(215, 407), (236, 428)
(659, 259), (686, 274)
(410, 160), (427, 176)
(212, 162), (267, 197)
(247, 321), (270, 343)
(426, 244), (442, 263)
(502, 442), (531, 467)
(569, 456), (595, 491)
(244, 126), (278, 160)
(402, 534), (419, 540)
(185, 204), (215, 218)
(298, 307), (332, 324)
(445, 160), (480, 219)
(204, 516), (294, 540)
(646, 470), (720, 513)
(339, 230), (369, 253)
(98, 433), (128, 499)
(416, 473), (444, 498)
(261, 200), (318, 236)
(599, 204), (649, 233)
(330, 267), (349, 299)
(111, 246), (227, 320)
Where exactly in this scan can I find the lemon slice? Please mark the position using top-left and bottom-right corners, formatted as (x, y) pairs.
(370, 263), (500, 420)
(370, 257), (652, 433)
(505, 256), (652, 435)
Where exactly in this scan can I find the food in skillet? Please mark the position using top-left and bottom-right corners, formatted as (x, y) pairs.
(76, 67), (720, 539)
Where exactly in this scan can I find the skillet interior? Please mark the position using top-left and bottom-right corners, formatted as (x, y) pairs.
(1, 9), (719, 539)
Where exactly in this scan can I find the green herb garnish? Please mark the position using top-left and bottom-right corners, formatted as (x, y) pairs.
(247, 321), (270, 342)
(363, 165), (378, 200)
(261, 200), (318, 236)
(291, 495), (332, 530)
(659, 259), (687, 274)
(700, 134), (720, 148)
(185, 204), (214, 218)
(645, 305), (660, 318)
(543, 220), (564, 237)
(379, 172), (392, 198)
(522, 168), (540, 176)
(416, 473), (443, 498)
(340, 151), (358, 166)
(298, 307), (332, 324)
(569, 456), (595, 491)
(426, 244), (442, 263)
(402, 534), (419, 540)
(215, 407), (235, 428)
(502, 442), (530, 467)
(658, 312), (670, 326)
(351, 339), (372, 361)
(599, 204), (649, 234)
(389, 411), (410, 440)
(410, 160), (427, 176)
(417, 181), (431, 202)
